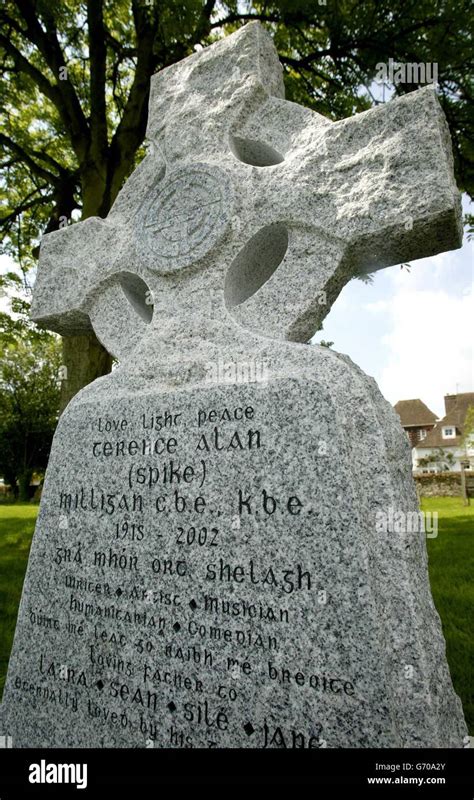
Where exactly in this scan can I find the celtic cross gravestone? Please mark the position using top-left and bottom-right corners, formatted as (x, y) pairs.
(0, 23), (467, 748)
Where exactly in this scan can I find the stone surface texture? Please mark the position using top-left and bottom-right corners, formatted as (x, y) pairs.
(0, 23), (467, 748)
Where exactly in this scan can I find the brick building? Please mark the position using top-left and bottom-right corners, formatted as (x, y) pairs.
(393, 399), (438, 448)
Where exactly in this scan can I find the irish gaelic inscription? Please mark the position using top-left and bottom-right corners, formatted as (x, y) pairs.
(4, 383), (364, 747)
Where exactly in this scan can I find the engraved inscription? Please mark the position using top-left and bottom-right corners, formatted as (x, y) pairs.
(7, 390), (362, 748)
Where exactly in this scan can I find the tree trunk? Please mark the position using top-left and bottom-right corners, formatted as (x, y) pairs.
(18, 469), (33, 502)
(58, 169), (113, 414)
(45, 11), (154, 414)
(60, 332), (113, 412)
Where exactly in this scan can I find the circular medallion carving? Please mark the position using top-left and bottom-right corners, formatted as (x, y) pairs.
(141, 164), (231, 272)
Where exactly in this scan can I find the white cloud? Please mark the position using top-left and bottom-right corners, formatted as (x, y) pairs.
(379, 284), (474, 417)
(365, 299), (389, 313)
(0, 253), (32, 316)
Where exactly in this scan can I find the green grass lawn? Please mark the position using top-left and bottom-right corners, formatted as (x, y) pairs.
(0, 498), (472, 734)
(0, 504), (37, 698)
(422, 497), (474, 734)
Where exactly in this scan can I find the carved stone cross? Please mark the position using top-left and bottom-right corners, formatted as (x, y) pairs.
(3, 22), (468, 751)
(32, 22), (461, 363)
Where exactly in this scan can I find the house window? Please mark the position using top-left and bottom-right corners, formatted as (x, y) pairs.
(419, 429), (427, 440)
(442, 427), (455, 439)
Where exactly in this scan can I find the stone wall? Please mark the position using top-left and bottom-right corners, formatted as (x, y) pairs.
(414, 471), (471, 497)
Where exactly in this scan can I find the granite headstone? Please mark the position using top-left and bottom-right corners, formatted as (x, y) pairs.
(0, 23), (468, 748)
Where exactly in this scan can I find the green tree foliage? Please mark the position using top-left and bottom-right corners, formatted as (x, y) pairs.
(1, 0), (473, 404)
(0, 279), (61, 499)
(460, 405), (474, 454)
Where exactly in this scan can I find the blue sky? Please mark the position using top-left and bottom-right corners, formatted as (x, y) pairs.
(312, 196), (474, 418)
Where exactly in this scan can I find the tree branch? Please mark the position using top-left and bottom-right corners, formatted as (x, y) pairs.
(191, 0), (217, 44)
(0, 133), (59, 184)
(87, 0), (108, 161)
(105, 0), (158, 210)
(104, 29), (137, 59)
(0, 31), (61, 108)
(110, 53), (127, 115)
(0, 189), (53, 229)
(209, 12), (280, 29)
(280, 56), (344, 92)
(10, 0), (89, 159)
